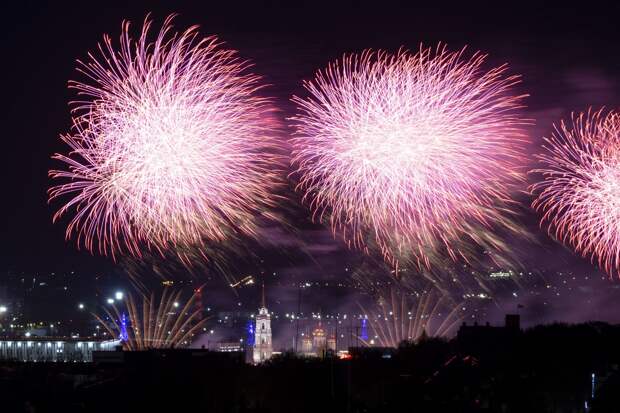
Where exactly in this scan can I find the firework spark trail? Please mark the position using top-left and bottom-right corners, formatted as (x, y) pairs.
(94, 287), (208, 350)
(291, 45), (529, 270)
(49, 15), (284, 259)
(532, 109), (620, 276)
(358, 286), (465, 348)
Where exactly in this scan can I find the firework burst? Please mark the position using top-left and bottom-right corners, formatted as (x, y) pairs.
(291, 45), (529, 269)
(95, 287), (208, 350)
(358, 286), (465, 348)
(49, 15), (283, 259)
(532, 109), (620, 276)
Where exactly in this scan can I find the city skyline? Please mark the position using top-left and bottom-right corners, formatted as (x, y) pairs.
(2, 2), (620, 347)
(2, 3), (620, 410)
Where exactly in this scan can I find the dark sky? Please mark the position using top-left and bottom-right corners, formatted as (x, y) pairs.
(2, 1), (620, 324)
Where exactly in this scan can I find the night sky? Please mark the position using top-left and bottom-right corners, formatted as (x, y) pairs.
(2, 1), (620, 326)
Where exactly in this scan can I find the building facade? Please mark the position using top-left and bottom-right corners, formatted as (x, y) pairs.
(217, 341), (244, 353)
(300, 322), (337, 357)
(252, 284), (272, 364)
(0, 338), (120, 362)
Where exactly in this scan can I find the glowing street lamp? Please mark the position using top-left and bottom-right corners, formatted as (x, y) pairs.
(114, 291), (124, 300)
(78, 303), (85, 310)
(107, 298), (114, 304)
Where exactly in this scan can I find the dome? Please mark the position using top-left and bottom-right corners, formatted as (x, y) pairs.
(312, 327), (325, 337)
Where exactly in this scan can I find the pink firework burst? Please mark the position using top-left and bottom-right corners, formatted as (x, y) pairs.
(291, 46), (529, 269)
(49, 16), (283, 259)
(532, 109), (620, 276)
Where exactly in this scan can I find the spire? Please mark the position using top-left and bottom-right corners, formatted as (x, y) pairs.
(261, 281), (266, 309)
(119, 313), (128, 342)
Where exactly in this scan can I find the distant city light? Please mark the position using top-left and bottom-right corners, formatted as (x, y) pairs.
(489, 271), (512, 278)
(0, 306), (7, 313)
(114, 291), (124, 300)
(107, 298), (114, 304)
(78, 303), (85, 310)
(173, 302), (179, 308)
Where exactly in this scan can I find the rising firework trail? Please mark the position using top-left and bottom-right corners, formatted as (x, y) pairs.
(49, 15), (283, 260)
(532, 109), (620, 276)
(95, 287), (208, 350)
(358, 286), (466, 348)
(291, 45), (529, 270)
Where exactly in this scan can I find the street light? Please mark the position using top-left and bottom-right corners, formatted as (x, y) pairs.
(114, 291), (123, 300)
(78, 303), (85, 310)
(106, 298), (114, 304)
(0, 306), (7, 313)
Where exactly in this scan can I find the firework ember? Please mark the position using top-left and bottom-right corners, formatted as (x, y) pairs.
(49, 15), (283, 259)
(291, 45), (529, 269)
(532, 109), (620, 276)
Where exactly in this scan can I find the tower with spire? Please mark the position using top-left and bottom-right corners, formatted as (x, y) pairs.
(119, 313), (128, 343)
(253, 282), (273, 364)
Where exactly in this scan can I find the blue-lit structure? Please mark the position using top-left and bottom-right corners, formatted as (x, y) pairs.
(361, 318), (368, 341)
(119, 313), (128, 342)
(246, 319), (255, 346)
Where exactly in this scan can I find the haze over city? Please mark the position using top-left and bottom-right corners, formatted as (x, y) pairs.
(2, 2), (620, 412)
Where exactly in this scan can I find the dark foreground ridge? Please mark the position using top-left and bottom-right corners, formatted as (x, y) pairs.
(1, 321), (619, 412)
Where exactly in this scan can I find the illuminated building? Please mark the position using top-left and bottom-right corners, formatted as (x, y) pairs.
(300, 322), (337, 357)
(0, 338), (119, 362)
(312, 323), (327, 351)
(246, 320), (255, 346)
(119, 313), (128, 342)
(489, 271), (513, 279)
(327, 335), (336, 352)
(360, 318), (369, 341)
(218, 341), (244, 353)
(252, 283), (272, 364)
(301, 334), (312, 354)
